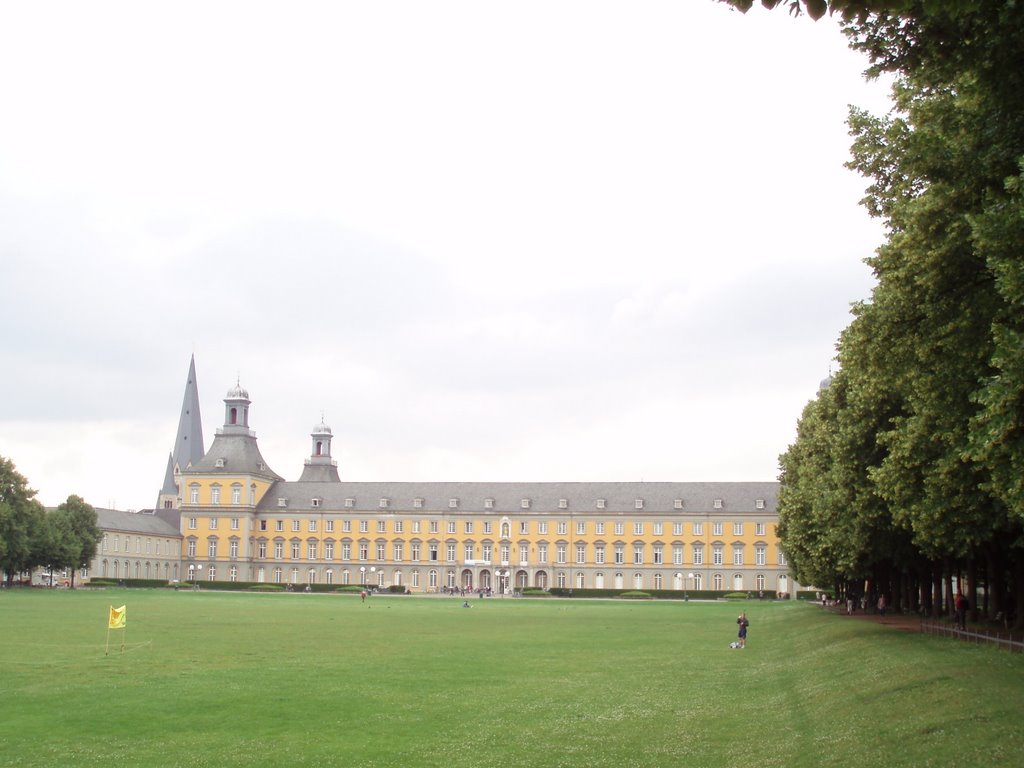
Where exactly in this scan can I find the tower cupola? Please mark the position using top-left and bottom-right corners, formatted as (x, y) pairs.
(223, 380), (251, 432)
(298, 416), (341, 482)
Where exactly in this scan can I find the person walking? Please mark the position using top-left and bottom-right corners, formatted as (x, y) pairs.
(955, 592), (968, 631)
(877, 594), (887, 617)
(736, 612), (750, 649)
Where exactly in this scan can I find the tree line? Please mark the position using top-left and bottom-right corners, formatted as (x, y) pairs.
(0, 455), (102, 587)
(724, 1), (1024, 626)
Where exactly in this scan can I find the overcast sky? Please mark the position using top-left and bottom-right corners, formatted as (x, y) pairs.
(0, 1), (893, 511)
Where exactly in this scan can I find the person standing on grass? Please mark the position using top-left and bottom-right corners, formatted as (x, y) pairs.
(877, 594), (887, 617)
(955, 592), (968, 630)
(737, 612), (749, 648)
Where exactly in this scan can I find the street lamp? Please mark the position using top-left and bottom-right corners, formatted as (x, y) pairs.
(359, 566), (377, 590)
(687, 572), (694, 601)
(499, 569), (509, 597)
(189, 563), (203, 590)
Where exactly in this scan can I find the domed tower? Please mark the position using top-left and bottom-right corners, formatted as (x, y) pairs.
(298, 418), (341, 482)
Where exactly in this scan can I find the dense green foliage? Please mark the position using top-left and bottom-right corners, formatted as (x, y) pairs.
(0, 455), (101, 586)
(759, 1), (1024, 626)
(1, 591), (1021, 768)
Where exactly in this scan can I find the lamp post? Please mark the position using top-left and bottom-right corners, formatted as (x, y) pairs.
(687, 572), (694, 601)
(189, 563), (203, 590)
(360, 566), (377, 590)
(499, 569), (509, 597)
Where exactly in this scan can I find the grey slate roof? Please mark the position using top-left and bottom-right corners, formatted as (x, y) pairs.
(95, 507), (181, 537)
(189, 432), (283, 481)
(256, 480), (778, 514)
(161, 355), (205, 495)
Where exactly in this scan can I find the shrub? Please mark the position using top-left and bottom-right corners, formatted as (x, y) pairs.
(620, 591), (651, 599)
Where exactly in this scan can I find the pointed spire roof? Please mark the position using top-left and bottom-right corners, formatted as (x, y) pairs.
(160, 355), (206, 495)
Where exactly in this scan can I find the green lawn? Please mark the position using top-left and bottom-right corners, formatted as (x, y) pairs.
(0, 590), (1020, 768)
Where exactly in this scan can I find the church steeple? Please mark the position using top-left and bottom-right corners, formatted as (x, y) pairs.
(157, 355), (206, 509)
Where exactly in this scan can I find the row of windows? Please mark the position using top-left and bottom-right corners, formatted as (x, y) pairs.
(186, 538), (783, 567)
(192, 566), (780, 594)
(295, 497), (766, 511)
(101, 534), (180, 556)
(188, 516), (771, 538)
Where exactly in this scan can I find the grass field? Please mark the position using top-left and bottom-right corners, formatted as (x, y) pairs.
(1, 590), (1021, 768)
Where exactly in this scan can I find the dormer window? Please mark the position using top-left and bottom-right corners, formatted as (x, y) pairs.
(277, 498), (288, 507)
(674, 499), (683, 509)
(215, 458), (225, 468)
(558, 499), (568, 509)
(596, 499), (606, 509)
(413, 498), (424, 509)
(484, 498), (494, 509)
(714, 499), (723, 510)
(755, 499), (765, 510)
(312, 498), (322, 508)
(449, 499), (458, 509)
(521, 499), (530, 509)
(635, 499), (644, 510)
(380, 498), (390, 509)
(344, 498), (354, 508)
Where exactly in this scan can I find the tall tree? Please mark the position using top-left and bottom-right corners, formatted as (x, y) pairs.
(0, 456), (47, 585)
(51, 495), (102, 587)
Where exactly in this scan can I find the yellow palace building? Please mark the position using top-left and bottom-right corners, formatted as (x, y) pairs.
(160, 359), (797, 596)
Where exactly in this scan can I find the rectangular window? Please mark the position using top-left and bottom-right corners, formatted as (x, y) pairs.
(187, 540), (196, 558)
(342, 543), (351, 560)
(556, 545), (567, 564)
(672, 544), (683, 565)
(653, 546), (663, 565)
(188, 517), (197, 530)
(208, 540), (218, 558)
(614, 522), (624, 536)
(274, 542), (284, 559)
(483, 544), (493, 561)
(537, 544), (547, 563)
(520, 521), (529, 535)
(483, 521), (492, 534)
(446, 544), (456, 562)
(693, 522), (704, 536)
(464, 544), (474, 561)
(413, 521), (422, 534)
(756, 545), (766, 566)
(672, 522), (683, 536)
(376, 544), (386, 560)
(653, 522), (663, 536)
(326, 520), (335, 533)
(209, 517), (219, 530)
(309, 520), (318, 532)
(378, 521), (387, 533)
(231, 518), (240, 530)
(713, 522), (723, 536)
(429, 521), (439, 534)
(231, 487), (241, 505)
(713, 545), (723, 566)
(733, 546), (744, 566)
(538, 522), (548, 535)
(614, 545), (624, 564)
(230, 540), (239, 558)
(309, 543), (318, 560)
(733, 522), (744, 536)
(576, 521), (586, 536)
(633, 522), (643, 535)
(211, 487), (220, 505)
(359, 544), (368, 561)
(595, 522), (605, 535)
(276, 520), (284, 532)
(291, 542), (300, 559)
(464, 521), (473, 534)
(595, 546), (605, 565)
(190, 487), (199, 505)
(633, 545), (644, 565)
(411, 543), (421, 561)
(557, 521), (567, 535)
(519, 544), (528, 563)
(325, 542), (334, 560)
(429, 544), (438, 561)
(447, 521), (456, 534)
(257, 542), (267, 558)
(576, 544), (586, 564)
(393, 543), (403, 562)
(394, 520), (403, 533)
(359, 520), (368, 533)
(755, 522), (765, 536)
(693, 546), (704, 565)
(343, 520), (352, 533)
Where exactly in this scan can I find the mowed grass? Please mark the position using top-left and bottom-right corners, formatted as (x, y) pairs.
(1, 591), (1021, 768)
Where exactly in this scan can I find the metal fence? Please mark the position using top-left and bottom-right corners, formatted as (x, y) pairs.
(919, 620), (1024, 653)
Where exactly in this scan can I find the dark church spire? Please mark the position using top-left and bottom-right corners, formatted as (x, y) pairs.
(157, 355), (206, 508)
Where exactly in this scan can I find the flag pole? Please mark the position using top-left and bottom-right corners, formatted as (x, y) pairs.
(105, 626), (110, 657)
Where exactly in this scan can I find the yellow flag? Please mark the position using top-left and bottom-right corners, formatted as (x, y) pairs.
(108, 605), (126, 630)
